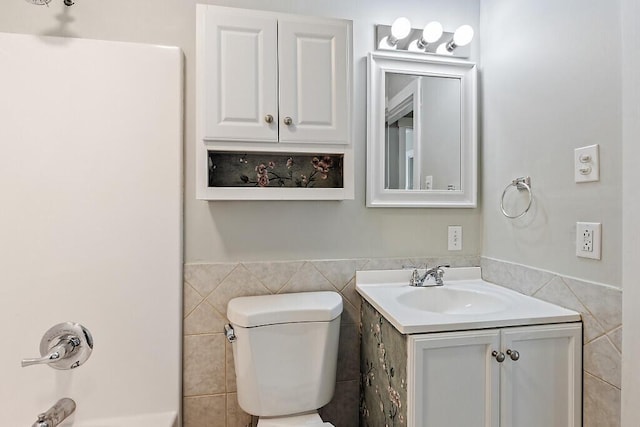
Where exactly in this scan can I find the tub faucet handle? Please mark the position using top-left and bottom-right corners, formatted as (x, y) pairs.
(21, 336), (79, 367)
(21, 322), (93, 370)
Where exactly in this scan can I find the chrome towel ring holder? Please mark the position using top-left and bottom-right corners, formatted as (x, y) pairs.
(501, 177), (532, 219)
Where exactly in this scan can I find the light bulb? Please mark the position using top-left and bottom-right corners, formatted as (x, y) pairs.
(436, 43), (453, 56)
(423, 21), (444, 44)
(378, 36), (398, 50)
(453, 25), (474, 47)
(391, 17), (412, 40)
(407, 40), (421, 52)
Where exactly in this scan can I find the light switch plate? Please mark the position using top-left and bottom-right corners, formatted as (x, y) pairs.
(575, 144), (600, 183)
(576, 222), (601, 259)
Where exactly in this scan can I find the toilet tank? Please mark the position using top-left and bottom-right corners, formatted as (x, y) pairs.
(227, 292), (343, 417)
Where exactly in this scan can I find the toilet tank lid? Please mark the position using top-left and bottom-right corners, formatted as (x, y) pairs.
(227, 291), (343, 327)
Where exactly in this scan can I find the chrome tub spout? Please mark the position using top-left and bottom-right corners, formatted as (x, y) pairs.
(31, 398), (76, 427)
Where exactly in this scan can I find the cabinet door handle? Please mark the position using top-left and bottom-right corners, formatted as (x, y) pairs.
(491, 350), (505, 363)
(264, 114), (274, 124)
(506, 349), (520, 361)
(283, 116), (293, 126)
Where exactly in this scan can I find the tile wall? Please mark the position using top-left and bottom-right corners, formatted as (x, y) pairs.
(481, 257), (623, 427)
(181, 256), (479, 427)
(182, 255), (621, 427)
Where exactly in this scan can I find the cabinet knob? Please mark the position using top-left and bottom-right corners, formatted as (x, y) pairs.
(283, 116), (293, 126)
(264, 114), (274, 124)
(492, 350), (505, 363)
(506, 349), (520, 361)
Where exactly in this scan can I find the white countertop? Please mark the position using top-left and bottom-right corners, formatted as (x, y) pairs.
(356, 267), (581, 334)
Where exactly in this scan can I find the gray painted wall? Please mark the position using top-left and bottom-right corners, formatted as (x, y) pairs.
(0, 0), (482, 263)
(480, 0), (622, 286)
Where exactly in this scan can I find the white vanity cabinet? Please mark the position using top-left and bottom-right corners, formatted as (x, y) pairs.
(408, 323), (582, 427)
(197, 5), (351, 145)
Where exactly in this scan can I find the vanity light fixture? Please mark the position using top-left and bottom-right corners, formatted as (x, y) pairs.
(376, 20), (474, 58)
(378, 17), (412, 50)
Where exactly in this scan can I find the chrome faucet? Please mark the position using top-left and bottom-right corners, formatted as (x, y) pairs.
(31, 398), (76, 427)
(21, 322), (93, 370)
(409, 265), (450, 287)
(21, 336), (81, 368)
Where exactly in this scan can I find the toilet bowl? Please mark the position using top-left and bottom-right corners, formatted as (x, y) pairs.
(226, 291), (342, 427)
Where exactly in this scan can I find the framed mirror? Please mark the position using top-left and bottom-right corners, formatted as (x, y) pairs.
(367, 52), (477, 207)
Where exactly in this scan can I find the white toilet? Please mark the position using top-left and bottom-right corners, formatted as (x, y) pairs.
(226, 291), (343, 427)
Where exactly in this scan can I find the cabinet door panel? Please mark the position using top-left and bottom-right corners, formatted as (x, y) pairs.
(500, 324), (582, 427)
(409, 331), (500, 427)
(278, 20), (350, 144)
(202, 12), (278, 141)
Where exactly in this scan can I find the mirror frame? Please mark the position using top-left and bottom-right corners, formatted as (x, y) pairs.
(367, 52), (477, 208)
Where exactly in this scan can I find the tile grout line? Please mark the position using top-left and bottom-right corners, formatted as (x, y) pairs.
(560, 276), (616, 335)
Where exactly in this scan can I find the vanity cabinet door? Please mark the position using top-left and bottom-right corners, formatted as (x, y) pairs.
(408, 330), (501, 427)
(500, 323), (582, 427)
(200, 11), (279, 142)
(277, 19), (350, 144)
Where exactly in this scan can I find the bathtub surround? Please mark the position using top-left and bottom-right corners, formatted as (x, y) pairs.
(0, 33), (183, 424)
(182, 256), (479, 427)
(482, 257), (622, 427)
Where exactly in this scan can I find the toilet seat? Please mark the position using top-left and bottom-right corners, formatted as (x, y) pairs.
(257, 412), (334, 427)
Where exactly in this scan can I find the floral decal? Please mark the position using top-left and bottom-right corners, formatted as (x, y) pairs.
(360, 301), (407, 427)
(208, 152), (344, 189)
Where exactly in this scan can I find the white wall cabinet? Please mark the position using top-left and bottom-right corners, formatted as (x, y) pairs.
(198, 6), (351, 144)
(408, 323), (582, 427)
(277, 19), (350, 144)
(200, 11), (279, 142)
(196, 5), (353, 200)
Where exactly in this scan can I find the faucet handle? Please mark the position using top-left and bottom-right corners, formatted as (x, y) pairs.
(409, 269), (421, 286)
(427, 264), (451, 286)
(22, 322), (93, 370)
(21, 336), (79, 368)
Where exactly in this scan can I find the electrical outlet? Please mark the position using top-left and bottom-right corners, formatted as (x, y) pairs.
(576, 222), (601, 259)
(448, 226), (462, 251)
(581, 228), (593, 252)
(425, 175), (433, 190)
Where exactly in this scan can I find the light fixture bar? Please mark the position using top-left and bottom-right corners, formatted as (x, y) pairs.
(375, 24), (472, 58)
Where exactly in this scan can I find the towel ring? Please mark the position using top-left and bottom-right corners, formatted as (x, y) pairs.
(501, 177), (532, 219)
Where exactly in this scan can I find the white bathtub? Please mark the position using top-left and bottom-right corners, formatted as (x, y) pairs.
(57, 411), (178, 427)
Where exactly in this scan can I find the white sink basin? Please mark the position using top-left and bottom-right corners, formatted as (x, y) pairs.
(396, 286), (508, 315)
(356, 267), (581, 334)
